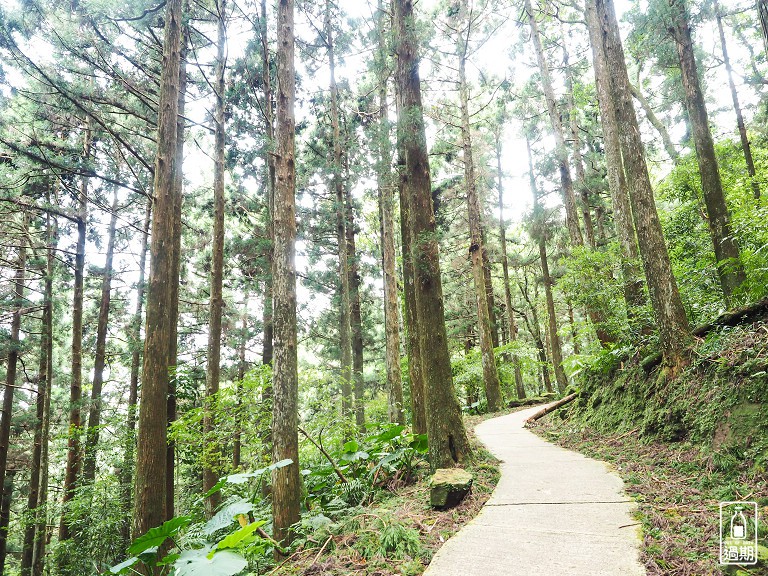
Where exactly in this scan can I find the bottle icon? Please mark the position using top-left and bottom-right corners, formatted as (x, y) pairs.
(731, 507), (747, 539)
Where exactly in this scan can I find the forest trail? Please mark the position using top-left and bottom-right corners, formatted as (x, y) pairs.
(424, 404), (646, 575)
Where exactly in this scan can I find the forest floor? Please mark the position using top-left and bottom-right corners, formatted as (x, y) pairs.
(271, 408), (536, 575)
(531, 417), (768, 576)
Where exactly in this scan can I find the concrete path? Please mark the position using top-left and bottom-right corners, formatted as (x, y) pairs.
(424, 404), (646, 576)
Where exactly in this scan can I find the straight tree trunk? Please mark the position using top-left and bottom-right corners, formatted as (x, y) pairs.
(233, 294), (248, 469)
(346, 182), (365, 430)
(326, 0), (353, 420)
(121, 199), (151, 550)
(271, 0), (301, 549)
(518, 279), (553, 394)
(260, 0), (275, 366)
(81, 190), (119, 487)
(567, 300), (580, 354)
(33, 208), (56, 576)
(22, 208), (54, 576)
(714, 0), (760, 200)
(166, 11), (189, 522)
(585, 0), (647, 313)
(134, 0), (183, 542)
(60, 132), (89, 542)
(495, 134), (525, 400)
(375, 1), (404, 425)
(457, 23), (502, 411)
(524, 0), (583, 246)
(527, 140), (568, 393)
(670, 0), (747, 304)
(203, 0), (228, 516)
(394, 0), (470, 469)
(594, 0), (691, 367)
(563, 42), (596, 248)
(0, 213), (27, 568)
(482, 251), (499, 349)
(399, 184), (427, 434)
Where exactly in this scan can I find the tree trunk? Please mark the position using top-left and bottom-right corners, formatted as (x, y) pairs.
(0, 470), (16, 572)
(233, 294), (248, 469)
(346, 182), (365, 431)
(524, 0), (583, 246)
(82, 190), (119, 487)
(518, 279), (553, 394)
(495, 134), (525, 400)
(326, 0), (353, 421)
(585, 0), (647, 314)
(33, 208), (55, 576)
(628, 82), (679, 162)
(60, 131), (89, 542)
(594, 0), (691, 367)
(670, 0), (747, 305)
(714, 0), (760, 200)
(271, 0), (301, 550)
(458, 24), (502, 411)
(134, 0), (183, 543)
(760, 0), (768, 58)
(567, 300), (580, 355)
(394, 0), (470, 470)
(22, 208), (54, 576)
(165, 9), (189, 522)
(563, 41), (596, 248)
(527, 140), (568, 393)
(376, 0), (404, 425)
(0, 213), (27, 568)
(121, 199), (150, 550)
(203, 0), (228, 516)
(260, 0), (275, 367)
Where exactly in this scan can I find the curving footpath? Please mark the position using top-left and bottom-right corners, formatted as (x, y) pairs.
(424, 404), (646, 576)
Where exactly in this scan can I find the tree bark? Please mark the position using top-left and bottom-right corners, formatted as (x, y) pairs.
(594, 0), (691, 366)
(271, 0), (301, 550)
(585, 0), (646, 313)
(33, 208), (55, 576)
(22, 207), (54, 576)
(524, 0), (583, 246)
(394, 0), (470, 469)
(714, 0), (760, 200)
(121, 199), (151, 550)
(165, 8), (189, 522)
(326, 0), (353, 421)
(346, 181), (365, 430)
(670, 0), (747, 304)
(60, 129), (90, 542)
(203, 0), (228, 516)
(0, 213), (27, 568)
(457, 18), (502, 411)
(81, 190), (119, 488)
(134, 0), (183, 543)
(495, 133), (525, 400)
(233, 293), (248, 469)
(518, 277), (553, 394)
(376, 0), (404, 425)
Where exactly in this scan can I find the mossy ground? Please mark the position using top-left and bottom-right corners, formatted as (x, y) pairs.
(531, 318), (768, 576)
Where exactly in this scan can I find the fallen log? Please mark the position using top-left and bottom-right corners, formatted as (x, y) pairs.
(524, 393), (578, 425)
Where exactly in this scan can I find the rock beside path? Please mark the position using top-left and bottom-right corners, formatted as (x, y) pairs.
(429, 468), (473, 509)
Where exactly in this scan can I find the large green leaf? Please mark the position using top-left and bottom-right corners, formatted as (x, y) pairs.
(173, 546), (247, 576)
(203, 499), (255, 535)
(128, 516), (192, 556)
(109, 556), (138, 574)
(212, 520), (266, 553)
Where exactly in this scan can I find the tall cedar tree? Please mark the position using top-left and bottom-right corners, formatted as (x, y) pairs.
(134, 0), (183, 541)
(204, 0), (228, 515)
(393, 0), (470, 469)
(670, 0), (747, 304)
(271, 0), (301, 549)
(593, 0), (691, 366)
(456, 0), (503, 411)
